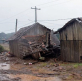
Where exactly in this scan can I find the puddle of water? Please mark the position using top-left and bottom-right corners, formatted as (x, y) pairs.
(0, 62), (28, 71)
(8, 74), (62, 81)
(0, 63), (10, 70)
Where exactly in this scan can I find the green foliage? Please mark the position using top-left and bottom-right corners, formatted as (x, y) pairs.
(0, 32), (14, 43)
(40, 63), (47, 67)
(61, 63), (82, 68)
(0, 45), (4, 53)
(73, 64), (78, 68)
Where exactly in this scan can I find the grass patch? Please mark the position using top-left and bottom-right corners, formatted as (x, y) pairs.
(61, 63), (82, 68)
(50, 63), (54, 66)
(72, 63), (82, 68)
(0, 44), (9, 51)
(73, 64), (78, 68)
(66, 75), (73, 80)
(39, 62), (47, 67)
(0, 45), (4, 53)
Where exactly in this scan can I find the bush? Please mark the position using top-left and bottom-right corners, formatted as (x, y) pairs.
(0, 45), (4, 53)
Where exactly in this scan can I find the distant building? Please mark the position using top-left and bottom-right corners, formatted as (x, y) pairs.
(1, 39), (5, 44)
(55, 18), (82, 62)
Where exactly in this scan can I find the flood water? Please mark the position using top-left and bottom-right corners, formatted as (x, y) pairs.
(0, 55), (62, 81)
(0, 62), (62, 81)
(0, 63), (10, 70)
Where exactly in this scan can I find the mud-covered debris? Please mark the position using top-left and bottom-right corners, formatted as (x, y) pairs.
(37, 75), (43, 77)
(29, 63), (32, 65)
(24, 63), (28, 65)
(72, 73), (81, 79)
(54, 63), (60, 67)
(12, 77), (21, 81)
(47, 72), (60, 75)
(39, 57), (45, 61)
(53, 66), (65, 72)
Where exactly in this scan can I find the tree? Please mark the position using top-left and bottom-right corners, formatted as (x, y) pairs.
(0, 45), (4, 53)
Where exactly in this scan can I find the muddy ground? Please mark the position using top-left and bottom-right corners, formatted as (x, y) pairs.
(0, 54), (82, 81)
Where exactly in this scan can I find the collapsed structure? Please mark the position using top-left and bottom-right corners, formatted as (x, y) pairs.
(8, 23), (60, 59)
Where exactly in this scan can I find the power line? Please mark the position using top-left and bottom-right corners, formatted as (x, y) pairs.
(37, 0), (59, 6)
(0, 19), (34, 24)
(0, 17), (75, 25)
(0, 0), (69, 22)
(38, 18), (73, 21)
(0, 8), (31, 22)
(40, 0), (74, 8)
(18, 21), (34, 28)
(40, 21), (63, 25)
(0, 21), (34, 32)
(0, 0), (57, 22)
(0, 0), (72, 23)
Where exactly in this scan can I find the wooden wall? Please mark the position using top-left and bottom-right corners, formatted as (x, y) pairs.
(60, 22), (82, 40)
(61, 40), (82, 62)
(60, 21), (82, 62)
(9, 35), (47, 59)
(24, 24), (50, 36)
(9, 40), (20, 57)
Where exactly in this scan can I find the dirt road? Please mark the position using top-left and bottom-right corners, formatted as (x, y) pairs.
(0, 54), (82, 81)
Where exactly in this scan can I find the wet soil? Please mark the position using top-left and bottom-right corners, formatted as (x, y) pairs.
(0, 54), (82, 81)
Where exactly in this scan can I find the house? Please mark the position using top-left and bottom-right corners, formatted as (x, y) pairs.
(54, 18), (82, 62)
(8, 23), (60, 59)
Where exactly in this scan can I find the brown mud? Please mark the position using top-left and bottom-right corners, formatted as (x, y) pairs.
(0, 54), (82, 81)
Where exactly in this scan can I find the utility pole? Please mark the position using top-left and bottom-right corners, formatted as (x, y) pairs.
(31, 6), (41, 23)
(15, 19), (18, 33)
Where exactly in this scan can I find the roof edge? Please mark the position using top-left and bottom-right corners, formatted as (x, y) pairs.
(54, 17), (82, 34)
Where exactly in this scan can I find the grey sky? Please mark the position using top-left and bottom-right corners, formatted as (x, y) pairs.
(0, 0), (82, 33)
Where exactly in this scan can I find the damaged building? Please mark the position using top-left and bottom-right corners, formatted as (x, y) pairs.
(55, 18), (82, 62)
(8, 23), (60, 59)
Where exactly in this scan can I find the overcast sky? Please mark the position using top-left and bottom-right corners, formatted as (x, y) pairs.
(0, 0), (82, 33)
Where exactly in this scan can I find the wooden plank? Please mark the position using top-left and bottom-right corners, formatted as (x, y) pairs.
(74, 40), (79, 62)
(60, 40), (63, 61)
(63, 41), (65, 61)
(60, 32), (62, 40)
(70, 41), (74, 62)
(79, 41), (82, 62)
(15, 41), (18, 57)
(77, 22), (82, 40)
(68, 41), (71, 61)
(65, 41), (70, 61)
(63, 30), (66, 40)
(12, 41), (14, 55)
(64, 40), (66, 61)
(66, 26), (73, 40)
(61, 40), (66, 61)
(72, 22), (78, 40)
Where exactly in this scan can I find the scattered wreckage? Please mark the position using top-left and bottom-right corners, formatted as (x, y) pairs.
(21, 33), (60, 59)
(8, 23), (60, 59)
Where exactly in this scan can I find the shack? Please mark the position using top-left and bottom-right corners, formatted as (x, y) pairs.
(8, 23), (60, 59)
(55, 18), (82, 62)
